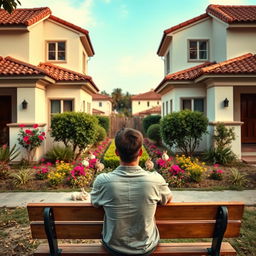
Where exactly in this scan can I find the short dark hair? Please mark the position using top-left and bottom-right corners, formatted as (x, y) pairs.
(115, 128), (143, 163)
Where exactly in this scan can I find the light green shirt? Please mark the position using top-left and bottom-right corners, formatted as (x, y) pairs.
(91, 165), (172, 255)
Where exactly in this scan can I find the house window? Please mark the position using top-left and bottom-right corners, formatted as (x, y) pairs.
(138, 101), (140, 105)
(162, 102), (165, 116)
(83, 101), (86, 112)
(87, 102), (91, 114)
(99, 102), (102, 107)
(157, 101), (159, 105)
(166, 101), (168, 115)
(50, 99), (73, 120)
(147, 101), (150, 107)
(166, 51), (170, 74)
(188, 40), (208, 61)
(181, 98), (204, 112)
(47, 41), (66, 61)
(170, 100), (173, 113)
(82, 52), (86, 74)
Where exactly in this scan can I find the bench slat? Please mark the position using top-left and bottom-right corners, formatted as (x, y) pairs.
(27, 202), (244, 221)
(34, 242), (236, 256)
(30, 220), (241, 239)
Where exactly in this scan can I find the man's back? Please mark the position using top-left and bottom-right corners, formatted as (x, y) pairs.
(91, 165), (171, 255)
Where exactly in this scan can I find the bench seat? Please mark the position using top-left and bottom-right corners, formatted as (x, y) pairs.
(35, 242), (236, 256)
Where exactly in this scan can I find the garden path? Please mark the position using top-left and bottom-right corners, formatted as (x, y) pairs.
(0, 190), (255, 207)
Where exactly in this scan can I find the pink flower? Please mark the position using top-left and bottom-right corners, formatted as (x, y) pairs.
(213, 164), (219, 168)
(25, 129), (32, 135)
(33, 124), (39, 129)
(38, 135), (44, 140)
(2, 144), (7, 149)
(217, 169), (223, 174)
(40, 158), (45, 163)
(23, 136), (30, 142)
(41, 132), (46, 136)
(33, 166), (38, 169)
(19, 124), (25, 128)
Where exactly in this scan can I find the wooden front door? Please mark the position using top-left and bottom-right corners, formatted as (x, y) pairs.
(241, 94), (256, 143)
(0, 96), (12, 145)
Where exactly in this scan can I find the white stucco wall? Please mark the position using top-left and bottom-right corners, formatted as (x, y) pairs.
(169, 19), (213, 73)
(0, 31), (29, 61)
(207, 86), (233, 122)
(80, 90), (92, 113)
(43, 20), (83, 72)
(92, 100), (112, 116)
(29, 22), (45, 65)
(212, 19), (227, 62)
(227, 27), (256, 59)
(132, 100), (160, 115)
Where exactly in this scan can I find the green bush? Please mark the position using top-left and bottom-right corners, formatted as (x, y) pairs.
(51, 112), (98, 158)
(95, 115), (110, 134)
(103, 140), (149, 169)
(94, 126), (107, 145)
(0, 144), (20, 163)
(147, 124), (161, 144)
(142, 115), (161, 134)
(160, 110), (208, 156)
(45, 145), (74, 163)
(204, 123), (236, 164)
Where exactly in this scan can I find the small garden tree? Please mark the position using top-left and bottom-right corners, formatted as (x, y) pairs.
(51, 112), (98, 159)
(95, 115), (110, 134)
(147, 124), (161, 145)
(160, 110), (208, 156)
(142, 115), (161, 134)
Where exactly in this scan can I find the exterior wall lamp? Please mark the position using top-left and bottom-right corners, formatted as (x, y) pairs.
(22, 100), (28, 109)
(223, 98), (229, 108)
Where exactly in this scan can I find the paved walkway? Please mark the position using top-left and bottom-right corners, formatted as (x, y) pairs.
(0, 190), (255, 207)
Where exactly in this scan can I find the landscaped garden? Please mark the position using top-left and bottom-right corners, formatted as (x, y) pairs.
(0, 110), (256, 191)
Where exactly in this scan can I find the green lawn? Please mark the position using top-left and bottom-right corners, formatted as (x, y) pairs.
(0, 207), (255, 255)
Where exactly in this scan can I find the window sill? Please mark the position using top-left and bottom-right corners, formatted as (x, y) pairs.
(187, 59), (209, 63)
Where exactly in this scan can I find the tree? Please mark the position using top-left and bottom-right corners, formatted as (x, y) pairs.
(0, 0), (21, 13)
(101, 90), (109, 96)
(112, 88), (123, 111)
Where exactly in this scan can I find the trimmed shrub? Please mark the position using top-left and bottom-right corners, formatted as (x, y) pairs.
(94, 126), (107, 145)
(142, 115), (161, 134)
(160, 110), (208, 156)
(51, 112), (98, 158)
(147, 124), (161, 144)
(45, 146), (74, 163)
(95, 116), (110, 134)
(103, 140), (149, 169)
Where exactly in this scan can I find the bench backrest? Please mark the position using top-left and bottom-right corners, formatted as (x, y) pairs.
(27, 202), (244, 240)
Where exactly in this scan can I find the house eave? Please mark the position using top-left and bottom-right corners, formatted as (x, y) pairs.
(0, 25), (28, 31)
(195, 74), (256, 83)
(0, 75), (54, 83)
(155, 80), (194, 94)
(80, 36), (94, 57)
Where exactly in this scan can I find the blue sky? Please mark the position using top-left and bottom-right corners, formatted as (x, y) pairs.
(21, 0), (254, 94)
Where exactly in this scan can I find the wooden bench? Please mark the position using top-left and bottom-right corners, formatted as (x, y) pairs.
(27, 201), (244, 256)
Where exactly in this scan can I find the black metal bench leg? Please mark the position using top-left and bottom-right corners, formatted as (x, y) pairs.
(44, 207), (62, 256)
(207, 206), (228, 256)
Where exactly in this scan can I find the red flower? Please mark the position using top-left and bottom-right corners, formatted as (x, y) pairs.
(19, 124), (25, 128)
(41, 132), (46, 136)
(38, 135), (44, 141)
(23, 136), (29, 142)
(25, 129), (32, 135)
(33, 124), (39, 129)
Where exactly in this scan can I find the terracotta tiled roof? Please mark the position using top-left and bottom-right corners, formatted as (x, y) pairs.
(131, 90), (161, 100)
(92, 108), (105, 114)
(164, 13), (209, 35)
(207, 4), (256, 23)
(92, 93), (112, 101)
(0, 56), (45, 76)
(155, 53), (256, 92)
(0, 7), (51, 26)
(202, 53), (256, 74)
(134, 106), (161, 116)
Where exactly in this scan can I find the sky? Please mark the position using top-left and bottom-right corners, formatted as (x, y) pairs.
(20, 0), (255, 94)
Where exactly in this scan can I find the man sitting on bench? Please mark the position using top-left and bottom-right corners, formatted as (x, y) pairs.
(91, 128), (173, 256)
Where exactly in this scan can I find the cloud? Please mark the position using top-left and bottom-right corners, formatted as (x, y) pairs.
(120, 4), (129, 18)
(208, 0), (248, 5)
(20, 0), (96, 28)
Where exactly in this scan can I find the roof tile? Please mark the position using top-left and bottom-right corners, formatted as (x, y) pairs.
(92, 93), (112, 101)
(134, 106), (161, 116)
(0, 7), (51, 26)
(131, 90), (161, 100)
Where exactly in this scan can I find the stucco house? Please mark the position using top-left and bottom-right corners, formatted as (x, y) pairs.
(0, 7), (99, 161)
(133, 106), (161, 118)
(92, 93), (112, 116)
(155, 4), (256, 159)
(131, 89), (161, 115)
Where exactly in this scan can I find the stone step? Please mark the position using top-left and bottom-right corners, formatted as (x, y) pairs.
(241, 155), (256, 164)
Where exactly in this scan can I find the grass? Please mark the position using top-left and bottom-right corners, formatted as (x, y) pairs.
(0, 207), (255, 255)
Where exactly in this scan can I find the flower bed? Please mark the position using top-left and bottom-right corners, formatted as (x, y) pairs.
(103, 140), (149, 169)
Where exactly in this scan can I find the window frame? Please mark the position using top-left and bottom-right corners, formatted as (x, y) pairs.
(99, 102), (103, 107)
(165, 51), (170, 74)
(49, 98), (75, 126)
(46, 40), (67, 62)
(180, 97), (205, 113)
(170, 99), (173, 114)
(187, 39), (209, 62)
